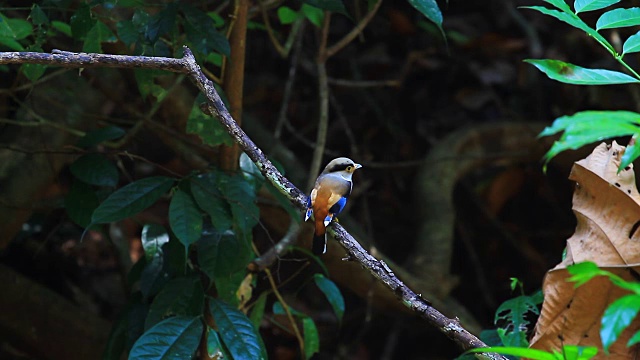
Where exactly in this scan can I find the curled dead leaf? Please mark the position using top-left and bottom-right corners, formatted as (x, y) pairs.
(530, 142), (640, 359)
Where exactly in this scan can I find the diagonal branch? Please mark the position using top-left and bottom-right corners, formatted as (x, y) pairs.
(0, 48), (506, 359)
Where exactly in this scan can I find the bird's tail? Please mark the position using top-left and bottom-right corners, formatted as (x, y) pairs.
(312, 232), (327, 255)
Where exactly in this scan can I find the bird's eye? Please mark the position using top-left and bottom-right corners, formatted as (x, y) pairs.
(346, 166), (353, 171)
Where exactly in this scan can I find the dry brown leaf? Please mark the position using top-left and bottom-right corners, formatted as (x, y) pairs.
(530, 142), (640, 359)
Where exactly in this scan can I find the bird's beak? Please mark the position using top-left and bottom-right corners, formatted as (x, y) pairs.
(354, 163), (362, 169)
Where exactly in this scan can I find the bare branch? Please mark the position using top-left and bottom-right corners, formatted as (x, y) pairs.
(0, 48), (505, 358)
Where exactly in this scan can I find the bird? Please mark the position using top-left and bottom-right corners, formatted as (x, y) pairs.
(305, 157), (362, 255)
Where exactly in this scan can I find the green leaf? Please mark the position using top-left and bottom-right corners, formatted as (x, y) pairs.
(133, 69), (164, 98)
(543, 0), (572, 13)
(313, 274), (345, 322)
(218, 173), (260, 233)
(0, 14), (33, 40)
(278, 6), (300, 25)
(249, 293), (267, 328)
(620, 134), (640, 170)
(145, 276), (204, 330)
(302, 4), (324, 27)
(538, 111), (640, 164)
(141, 224), (170, 262)
(301, 0), (349, 17)
(181, 4), (231, 56)
(197, 228), (253, 281)
(169, 188), (203, 248)
(623, 31), (640, 55)
(0, 13), (33, 50)
(129, 316), (203, 360)
(29, 5), (49, 26)
(303, 317), (320, 359)
(239, 152), (265, 190)
(70, 4), (95, 40)
(601, 294), (640, 352)
(466, 346), (557, 360)
(407, 0), (444, 39)
(525, 59), (639, 85)
(83, 21), (117, 53)
(70, 154), (119, 187)
(523, 7), (614, 53)
(51, 21), (72, 37)
(20, 64), (46, 82)
(597, 8), (640, 30)
(144, 3), (177, 43)
(190, 173), (233, 231)
(206, 329), (231, 359)
(209, 299), (264, 360)
(186, 95), (234, 146)
(65, 180), (100, 227)
(116, 20), (138, 46)
(91, 176), (175, 224)
(494, 294), (540, 347)
(627, 330), (640, 347)
(140, 237), (186, 299)
(558, 346), (598, 360)
(575, 0), (621, 13)
(77, 126), (126, 148)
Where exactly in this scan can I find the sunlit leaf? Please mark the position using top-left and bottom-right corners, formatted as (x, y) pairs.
(466, 346), (559, 360)
(620, 134), (640, 170)
(601, 294), (640, 351)
(538, 110), (640, 165)
(627, 330), (640, 347)
(70, 154), (119, 187)
(597, 8), (640, 30)
(523, 7), (614, 53)
(623, 31), (640, 55)
(575, 0), (621, 13)
(169, 188), (203, 248)
(91, 176), (175, 224)
(209, 299), (264, 360)
(129, 316), (203, 360)
(543, 0), (572, 13)
(525, 59), (639, 85)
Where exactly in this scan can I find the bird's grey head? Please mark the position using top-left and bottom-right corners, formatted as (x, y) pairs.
(321, 157), (362, 179)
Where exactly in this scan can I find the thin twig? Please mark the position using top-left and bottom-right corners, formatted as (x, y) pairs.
(325, 0), (383, 58)
(264, 267), (305, 356)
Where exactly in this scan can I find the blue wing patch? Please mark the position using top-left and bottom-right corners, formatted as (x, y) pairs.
(329, 197), (347, 216)
(305, 197), (313, 221)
